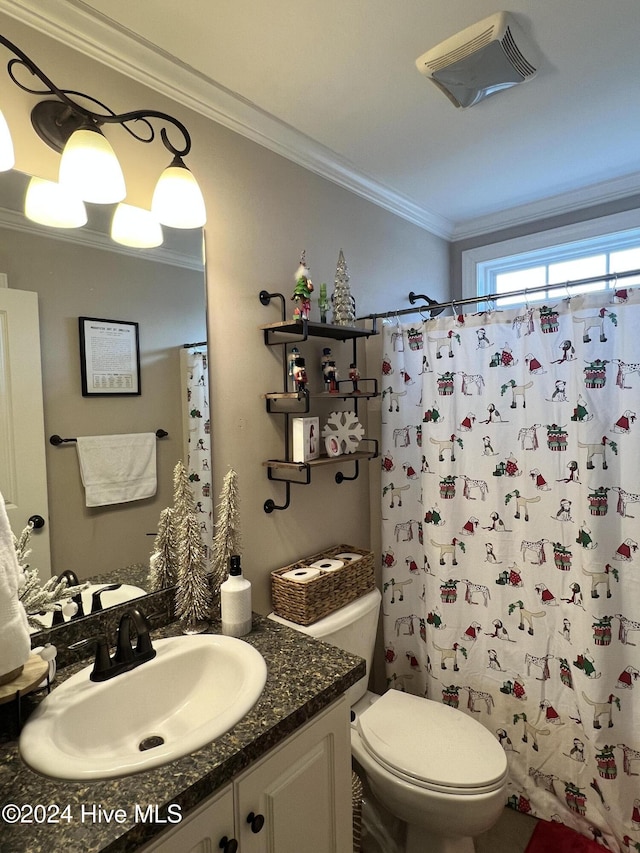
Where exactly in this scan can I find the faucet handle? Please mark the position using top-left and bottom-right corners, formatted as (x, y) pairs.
(90, 583), (122, 614)
(69, 635), (113, 682)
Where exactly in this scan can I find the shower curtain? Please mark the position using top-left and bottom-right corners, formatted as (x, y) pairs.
(380, 292), (640, 852)
(183, 347), (213, 557)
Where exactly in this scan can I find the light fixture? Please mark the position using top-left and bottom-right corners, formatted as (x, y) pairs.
(111, 203), (163, 248)
(24, 176), (87, 229)
(58, 121), (126, 204)
(0, 34), (206, 226)
(151, 155), (206, 229)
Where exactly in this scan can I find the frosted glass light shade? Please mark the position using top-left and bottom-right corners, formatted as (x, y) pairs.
(59, 125), (126, 204)
(111, 203), (163, 248)
(151, 158), (206, 228)
(0, 109), (14, 171)
(24, 177), (87, 229)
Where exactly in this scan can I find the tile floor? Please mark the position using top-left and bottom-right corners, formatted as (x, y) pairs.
(476, 808), (538, 853)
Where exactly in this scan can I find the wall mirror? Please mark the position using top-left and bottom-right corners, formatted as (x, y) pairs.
(0, 168), (208, 634)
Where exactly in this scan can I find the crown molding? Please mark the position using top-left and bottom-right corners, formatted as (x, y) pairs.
(451, 172), (640, 241)
(0, 0), (454, 239)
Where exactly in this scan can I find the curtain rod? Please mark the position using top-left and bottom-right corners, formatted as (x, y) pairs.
(359, 267), (640, 329)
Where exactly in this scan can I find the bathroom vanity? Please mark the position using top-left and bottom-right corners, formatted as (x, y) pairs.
(0, 615), (364, 853)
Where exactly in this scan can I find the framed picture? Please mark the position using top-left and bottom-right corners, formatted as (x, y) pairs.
(79, 316), (141, 396)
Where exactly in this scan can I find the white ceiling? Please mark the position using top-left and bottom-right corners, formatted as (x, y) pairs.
(6, 0), (640, 240)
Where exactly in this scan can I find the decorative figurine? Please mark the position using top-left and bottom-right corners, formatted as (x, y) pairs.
(292, 250), (313, 321)
(349, 363), (361, 393)
(320, 347), (332, 381)
(331, 249), (356, 326)
(287, 346), (301, 392)
(323, 360), (339, 393)
(292, 356), (308, 393)
(318, 282), (330, 323)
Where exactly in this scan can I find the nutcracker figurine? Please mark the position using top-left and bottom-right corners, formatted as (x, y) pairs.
(349, 363), (361, 393)
(292, 357), (308, 393)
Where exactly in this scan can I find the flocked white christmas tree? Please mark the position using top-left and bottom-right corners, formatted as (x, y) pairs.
(210, 468), (241, 597)
(172, 460), (212, 631)
(331, 249), (356, 326)
(175, 511), (212, 632)
(13, 523), (85, 630)
(147, 507), (178, 591)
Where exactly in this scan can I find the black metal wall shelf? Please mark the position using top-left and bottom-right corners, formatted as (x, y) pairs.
(259, 289), (378, 513)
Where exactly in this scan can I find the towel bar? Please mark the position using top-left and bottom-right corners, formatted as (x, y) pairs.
(50, 429), (168, 446)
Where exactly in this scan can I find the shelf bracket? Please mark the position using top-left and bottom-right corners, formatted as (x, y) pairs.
(264, 482), (291, 513)
(335, 460), (359, 484)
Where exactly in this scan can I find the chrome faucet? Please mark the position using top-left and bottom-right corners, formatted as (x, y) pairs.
(71, 606), (156, 682)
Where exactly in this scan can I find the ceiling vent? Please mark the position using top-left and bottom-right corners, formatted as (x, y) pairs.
(415, 12), (538, 109)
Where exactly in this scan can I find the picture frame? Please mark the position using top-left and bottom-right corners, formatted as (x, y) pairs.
(79, 316), (141, 396)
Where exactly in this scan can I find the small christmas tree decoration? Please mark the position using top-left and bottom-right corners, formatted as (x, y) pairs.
(171, 460), (212, 632)
(13, 523), (86, 630)
(175, 511), (213, 633)
(173, 460), (196, 523)
(331, 249), (356, 326)
(291, 250), (314, 320)
(210, 468), (241, 598)
(147, 507), (178, 591)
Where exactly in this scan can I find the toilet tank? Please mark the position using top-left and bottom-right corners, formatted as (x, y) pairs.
(268, 588), (381, 706)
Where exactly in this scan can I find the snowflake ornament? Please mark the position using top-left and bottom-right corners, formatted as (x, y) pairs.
(322, 411), (364, 454)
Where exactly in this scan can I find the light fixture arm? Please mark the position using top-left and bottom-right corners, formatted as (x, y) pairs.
(0, 33), (192, 157)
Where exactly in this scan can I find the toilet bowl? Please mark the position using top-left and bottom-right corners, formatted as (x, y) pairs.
(351, 690), (508, 853)
(269, 589), (508, 853)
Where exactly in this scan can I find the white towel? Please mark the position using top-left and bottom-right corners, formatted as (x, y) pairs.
(0, 489), (31, 678)
(76, 433), (157, 507)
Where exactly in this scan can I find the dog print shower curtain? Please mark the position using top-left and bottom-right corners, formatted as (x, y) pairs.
(380, 291), (640, 852)
(184, 347), (213, 556)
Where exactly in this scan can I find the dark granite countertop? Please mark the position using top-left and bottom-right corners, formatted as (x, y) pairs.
(0, 614), (364, 853)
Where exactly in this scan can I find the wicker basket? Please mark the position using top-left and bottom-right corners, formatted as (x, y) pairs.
(351, 769), (364, 853)
(271, 544), (375, 626)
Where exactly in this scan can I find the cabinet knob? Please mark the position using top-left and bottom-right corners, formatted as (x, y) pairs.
(246, 811), (265, 833)
(218, 836), (238, 853)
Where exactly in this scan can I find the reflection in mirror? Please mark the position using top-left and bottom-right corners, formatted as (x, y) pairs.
(0, 169), (208, 635)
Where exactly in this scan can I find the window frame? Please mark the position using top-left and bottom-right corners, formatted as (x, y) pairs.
(461, 209), (640, 307)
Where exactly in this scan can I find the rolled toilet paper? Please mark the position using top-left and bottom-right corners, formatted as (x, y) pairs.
(309, 558), (345, 573)
(281, 567), (322, 583)
(335, 552), (362, 563)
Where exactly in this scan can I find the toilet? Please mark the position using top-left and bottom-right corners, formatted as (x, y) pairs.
(269, 588), (508, 853)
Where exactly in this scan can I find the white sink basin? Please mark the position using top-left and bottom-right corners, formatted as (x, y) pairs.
(19, 634), (267, 780)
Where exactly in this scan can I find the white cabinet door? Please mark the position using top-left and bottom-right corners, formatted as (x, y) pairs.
(235, 698), (352, 853)
(140, 784), (236, 853)
(140, 697), (352, 853)
(0, 283), (51, 576)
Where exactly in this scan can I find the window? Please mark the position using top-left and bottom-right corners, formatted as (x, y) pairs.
(461, 210), (640, 308)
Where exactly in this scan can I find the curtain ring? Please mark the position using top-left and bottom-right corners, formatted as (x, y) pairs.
(419, 304), (430, 322)
(524, 288), (530, 310)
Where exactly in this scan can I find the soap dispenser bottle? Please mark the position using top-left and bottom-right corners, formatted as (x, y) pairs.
(220, 555), (252, 637)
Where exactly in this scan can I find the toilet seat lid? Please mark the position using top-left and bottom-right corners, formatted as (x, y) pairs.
(356, 691), (508, 792)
